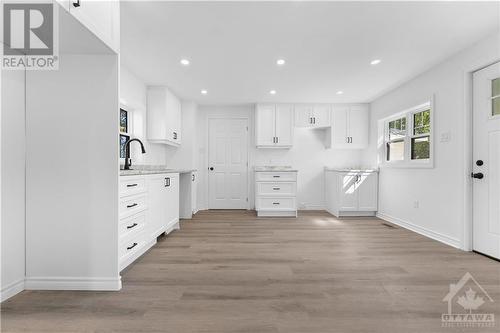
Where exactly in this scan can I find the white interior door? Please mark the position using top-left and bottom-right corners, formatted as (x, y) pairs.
(208, 118), (248, 209)
(473, 61), (500, 259)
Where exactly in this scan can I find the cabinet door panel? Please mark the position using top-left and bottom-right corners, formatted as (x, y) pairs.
(331, 105), (349, 147)
(313, 104), (331, 127)
(275, 104), (293, 146)
(338, 172), (358, 210)
(147, 175), (168, 238)
(256, 104), (276, 146)
(348, 105), (369, 148)
(165, 174), (180, 227)
(294, 104), (313, 127)
(357, 173), (378, 211)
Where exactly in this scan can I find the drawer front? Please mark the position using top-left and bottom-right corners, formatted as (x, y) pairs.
(119, 194), (147, 219)
(255, 172), (297, 182)
(119, 231), (145, 260)
(257, 182), (296, 196)
(119, 211), (146, 239)
(120, 176), (146, 198)
(256, 197), (296, 210)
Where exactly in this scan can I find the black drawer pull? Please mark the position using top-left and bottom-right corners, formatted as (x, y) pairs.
(273, 188), (280, 190)
(126, 223), (138, 229)
(273, 175), (280, 178)
(273, 202), (280, 205)
(126, 183), (138, 187)
(127, 242), (138, 250)
(127, 203), (138, 208)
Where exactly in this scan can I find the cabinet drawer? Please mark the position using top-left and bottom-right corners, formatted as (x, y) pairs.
(256, 197), (296, 210)
(119, 194), (147, 219)
(255, 172), (297, 182)
(120, 176), (146, 198)
(119, 211), (146, 239)
(256, 182), (296, 196)
(119, 231), (145, 260)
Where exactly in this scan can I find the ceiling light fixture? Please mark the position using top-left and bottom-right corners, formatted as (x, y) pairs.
(336, 91), (344, 95)
(269, 90), (277, 95)
(276, 59), (285, 66)
(370, 59), (381, 65)
(201, 89), (208, 95)
(180, 59), (190, 66)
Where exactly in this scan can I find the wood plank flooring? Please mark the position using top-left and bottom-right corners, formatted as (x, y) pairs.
(2, 210), (499, 332)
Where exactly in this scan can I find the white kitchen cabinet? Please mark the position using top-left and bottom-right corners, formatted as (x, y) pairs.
(325, 104), (369, 149)
(325, 169), (378, 217)
(68, 0), (120, 53)
(147, 87), (182, 146)
(295, 104), (331, 128)
(255, 104), (293, 148)
(255, 169), (298, 217)
(180, 171), (198, 219)
(147, 173), (180, 239)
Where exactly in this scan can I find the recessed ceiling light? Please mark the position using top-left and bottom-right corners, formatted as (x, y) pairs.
(201, 89), (208, 95)
(269, 90), (277, 95)
(336, 91), (344, 95)
(276, 59), (285, 66)
(370, 59), (381, 65)
(180, 59), (190, 66)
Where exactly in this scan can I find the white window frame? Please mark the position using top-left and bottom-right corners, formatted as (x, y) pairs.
(380, 99), (434, 169)
(119, 104), (134, 162)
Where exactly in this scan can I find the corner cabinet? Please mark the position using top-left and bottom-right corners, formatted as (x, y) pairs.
(147, 87), (182, 146)
(66, 0), (120, 53)
(295, 104), (331, 128)
(325, 169), (378, 217)
(255, 104), (294, 148)
(325, 104), (369, 149)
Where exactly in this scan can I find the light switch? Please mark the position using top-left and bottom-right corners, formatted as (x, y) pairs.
(440, 132), (451, 143)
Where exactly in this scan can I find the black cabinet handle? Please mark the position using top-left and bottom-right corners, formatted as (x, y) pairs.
(313, 117), (316, 124)
(126, 203), (138, 208)
(471, 172), (484, 179)
(126, 223), (138, 229)
(276, 137), (279, 143)
(273, 188), (280, 190)
(127, 242), (138, 250)
(73, 0), (80, 7)
(273, 202), (280, 205)
(165, 177), (171, 187)
(192, 174), (195, 181)
(126, 183), (138, 188)
(173, 132), (177, 140)
(273, 175), (280, 178)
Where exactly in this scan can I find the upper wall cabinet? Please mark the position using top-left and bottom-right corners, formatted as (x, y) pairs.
(295, 104), (331, 128)
(67, 0), (120, 53)
(255, 104), (293, 148)
(325, 104), (369, 149)
(147, 87), (182, 146)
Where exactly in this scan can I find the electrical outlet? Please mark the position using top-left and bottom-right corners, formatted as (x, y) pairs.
(414, 201), (419, 209)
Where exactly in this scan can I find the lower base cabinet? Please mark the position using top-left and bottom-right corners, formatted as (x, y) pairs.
(325, 169), (378, 217)
(119, 173), (180, 271)
(255, 171), (298, 217)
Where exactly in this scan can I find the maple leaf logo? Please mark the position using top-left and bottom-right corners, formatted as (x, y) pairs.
(457, 288), (485, 313)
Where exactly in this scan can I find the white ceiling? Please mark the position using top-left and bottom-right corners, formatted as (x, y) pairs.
(121, 1), (499, 105)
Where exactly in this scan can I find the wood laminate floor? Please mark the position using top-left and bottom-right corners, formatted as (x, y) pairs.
(1, 210), (499, 332)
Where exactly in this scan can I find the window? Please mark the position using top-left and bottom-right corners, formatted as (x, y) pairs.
(382, 101), (433, 167)
(119, 108), (131, 159)
(492, 77), (500, 117)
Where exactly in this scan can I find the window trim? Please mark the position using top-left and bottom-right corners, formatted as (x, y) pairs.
(119, 105), (133, 161)
(380, 99), (434, 169)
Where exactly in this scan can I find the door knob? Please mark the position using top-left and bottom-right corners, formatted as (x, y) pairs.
(209, 167), (214, 171)
(471, 172), (484, 179)
(476, 160), (484, 166)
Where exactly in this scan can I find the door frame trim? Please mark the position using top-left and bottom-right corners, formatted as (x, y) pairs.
(206, 116), (250, 210)
(463, 58), (500, 251)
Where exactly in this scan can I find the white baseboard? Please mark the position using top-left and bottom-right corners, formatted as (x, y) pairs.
(1, 279), (25, 302)
(376, 212), (461, 249)
(25, 276), (122, 291)
(299, 204), (325, 210)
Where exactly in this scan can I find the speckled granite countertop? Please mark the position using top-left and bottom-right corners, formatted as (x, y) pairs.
(254, 166), (298, 172)
(120, 165), (197, 176)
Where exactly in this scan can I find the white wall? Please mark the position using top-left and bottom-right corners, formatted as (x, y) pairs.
(166, 101), (199, 170)
(363, 32), (500, 249)
(196, 105), (363, 210)
(120, 66), (168, 165)
(25, 55), (120, 290)
(1, 69), (26, 301)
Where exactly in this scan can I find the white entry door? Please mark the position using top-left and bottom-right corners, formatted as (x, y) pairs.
(208, 118), (248, 209)
(472, 61), (500, 259)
